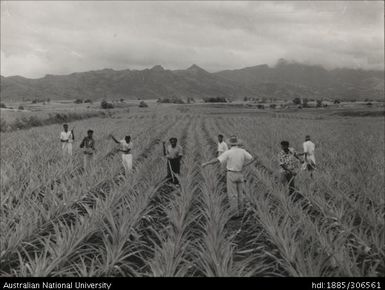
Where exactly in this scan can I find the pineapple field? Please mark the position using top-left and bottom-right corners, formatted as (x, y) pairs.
(0, 108), (384, 277)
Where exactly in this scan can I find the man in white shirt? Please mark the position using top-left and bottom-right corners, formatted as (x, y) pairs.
(60, 124), (74, 157)
(301, 135), (316, 178)
(110, 134), (133, 174)
(217, 134), (228, 157)
(202, 135), (254, 217)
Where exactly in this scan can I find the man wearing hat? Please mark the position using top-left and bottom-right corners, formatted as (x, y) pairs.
(80, 129), (95, 172)
(300, 135), (316, 178)
(202, 135), (253, 217)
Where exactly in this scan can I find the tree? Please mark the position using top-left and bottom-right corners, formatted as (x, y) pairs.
(302, 98), (309, 108)
(316, 100), (323, 107)
(0, 103), (6, 108)
(293, 98), (301, 105)
(158, 97), (185, 104)
(18, 105), (24, 110)
(187, 97), (195, 104)
(270, 104), (277, 109)
(334, 99), (340, 104)
(101, 100), (114, 109)
(203, 97), (227, 103)
(74, 99), (83, 104)
(139, 101), (148, 108)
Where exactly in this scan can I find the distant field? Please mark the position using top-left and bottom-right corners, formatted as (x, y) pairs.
(0, 104), (383, 277)
(1, 101), (97, 122)
(176, 102), (385, 119)
(0, 99), (157, 123)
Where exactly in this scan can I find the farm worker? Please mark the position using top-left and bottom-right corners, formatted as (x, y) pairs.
(301, 135), (316, 178)
(202, 135), (254, 217)
(278, 141), (303, 197)
(80, 129), (95, 172)
(163, 137), (183, 185)
(217, 134), (228, 156)
(60, 124), (74, 156)
(110, 134), (133, 174)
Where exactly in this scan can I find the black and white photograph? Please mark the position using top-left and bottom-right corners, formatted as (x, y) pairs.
(0, 0), (384, 281)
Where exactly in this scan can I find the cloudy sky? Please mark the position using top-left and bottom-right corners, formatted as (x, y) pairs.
(1, 1), (384, 78)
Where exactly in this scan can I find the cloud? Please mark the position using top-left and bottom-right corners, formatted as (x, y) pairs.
(1, 1), (383, 78)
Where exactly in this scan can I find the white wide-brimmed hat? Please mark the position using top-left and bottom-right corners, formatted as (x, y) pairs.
(227, 135), (242, 146)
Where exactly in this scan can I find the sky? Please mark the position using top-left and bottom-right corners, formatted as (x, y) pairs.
(1, 1), (384, 78)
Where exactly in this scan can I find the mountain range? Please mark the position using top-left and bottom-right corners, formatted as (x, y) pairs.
(1, 59), (383, 102)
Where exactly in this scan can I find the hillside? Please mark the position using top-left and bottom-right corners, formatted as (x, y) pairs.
(215, 60), (384, 100)
(1, 60), (383, 101)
